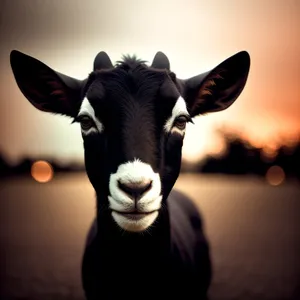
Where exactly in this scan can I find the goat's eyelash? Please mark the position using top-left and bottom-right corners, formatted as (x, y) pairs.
(71, 114), (91, 124)
(187, 116), (194, 124)
(71, 116), (82, 124)
(177, 114), (194, 124)
(71, 117), (78, 124)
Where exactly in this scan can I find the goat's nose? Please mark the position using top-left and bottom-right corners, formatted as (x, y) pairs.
(118, 180), (152, 200)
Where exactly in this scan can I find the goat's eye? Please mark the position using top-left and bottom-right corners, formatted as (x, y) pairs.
(80, 116), (94, 130)
(174, 115), (188, 130)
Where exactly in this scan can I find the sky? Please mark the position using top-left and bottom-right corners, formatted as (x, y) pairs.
(0, 0), (299, 165)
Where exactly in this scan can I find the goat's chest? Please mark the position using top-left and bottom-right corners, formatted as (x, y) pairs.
(99, 243), (197, 291)
(82, 233), (209, 298)
(99, 257), (196, 298)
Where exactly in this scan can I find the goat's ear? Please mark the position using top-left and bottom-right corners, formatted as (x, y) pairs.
(182, 51), (250, 117)
(151, 51), (170, 70)
(10, 50), (85, 118)
(94, 51), (113, 70)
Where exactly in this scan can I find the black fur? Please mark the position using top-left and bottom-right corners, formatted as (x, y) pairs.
(10, 50), (251, 300)
(79, 57), (212, 299)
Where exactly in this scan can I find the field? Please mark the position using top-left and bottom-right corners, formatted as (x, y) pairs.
(0, 173), (299, 300)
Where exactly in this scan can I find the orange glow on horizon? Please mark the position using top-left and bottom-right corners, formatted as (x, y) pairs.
(31, 161), (54, 183)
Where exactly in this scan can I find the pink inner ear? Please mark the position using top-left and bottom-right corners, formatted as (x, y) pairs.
(51, 89), (67, 100)
(23, 86), (52, 111)
(197, 79), (217, 99)
(47, 79), (68, 102)
(197, 68), (226, 104)
(197, 70), (225, 101)
(39, 72), (67, 100)
(23, 76), (69, 112)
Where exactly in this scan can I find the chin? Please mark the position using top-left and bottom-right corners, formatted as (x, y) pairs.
(111, 210), (159, 232)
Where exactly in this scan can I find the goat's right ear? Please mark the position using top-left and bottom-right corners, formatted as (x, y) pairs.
(10, 50), (85, 118)
(181, 51), (250, 117)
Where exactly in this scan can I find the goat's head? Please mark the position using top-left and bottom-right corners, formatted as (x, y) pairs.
(10, 50), (250, 232)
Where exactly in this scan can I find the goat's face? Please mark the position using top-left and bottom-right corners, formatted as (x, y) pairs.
(10, 50), (250, 232)
(78, 64), (191, 231)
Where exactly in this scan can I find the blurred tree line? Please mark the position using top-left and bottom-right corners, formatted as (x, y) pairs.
(188, 132), (300, 179)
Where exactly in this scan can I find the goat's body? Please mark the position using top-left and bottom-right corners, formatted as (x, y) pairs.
(82, 189), (212, 299)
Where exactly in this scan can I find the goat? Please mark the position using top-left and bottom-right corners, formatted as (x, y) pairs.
(10, 49), (250, 299)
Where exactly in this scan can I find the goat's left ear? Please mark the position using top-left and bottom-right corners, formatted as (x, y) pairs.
(182, 51), (250, 117)
(10, 50), (85, 118)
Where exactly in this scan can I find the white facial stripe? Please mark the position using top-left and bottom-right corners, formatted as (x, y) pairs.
(78, 97), (103, 135)
(164, 96), (189, 134)
(108, 159), (162, 232)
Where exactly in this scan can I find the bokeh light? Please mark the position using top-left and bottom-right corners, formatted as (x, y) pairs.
(265, 165), (285, 186)
(31, 160), (54, 183)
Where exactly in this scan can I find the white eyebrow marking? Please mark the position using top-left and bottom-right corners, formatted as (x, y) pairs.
(164, 96), (189, 134)
(78, 97), (104, 135)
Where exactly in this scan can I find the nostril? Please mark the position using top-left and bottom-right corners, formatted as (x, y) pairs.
(118, 180), (152, 200)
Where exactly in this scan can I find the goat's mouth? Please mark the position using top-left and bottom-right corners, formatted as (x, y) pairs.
(111, 209), (159, 232)
(112, 210), (157, 220)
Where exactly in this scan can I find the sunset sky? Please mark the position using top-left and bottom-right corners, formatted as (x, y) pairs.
(0, 0), (299, 165)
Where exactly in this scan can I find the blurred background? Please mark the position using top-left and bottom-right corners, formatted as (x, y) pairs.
(0, 0), (299, 299)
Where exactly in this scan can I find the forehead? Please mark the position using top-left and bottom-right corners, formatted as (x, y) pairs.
(84, 61), (181, 116)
